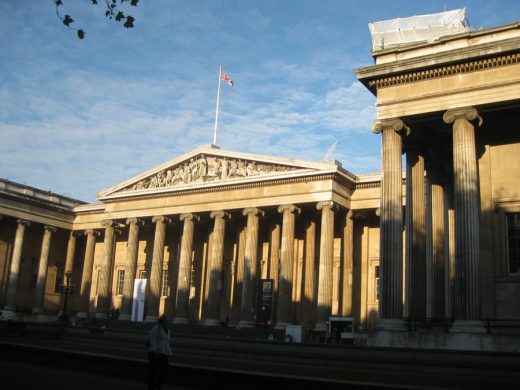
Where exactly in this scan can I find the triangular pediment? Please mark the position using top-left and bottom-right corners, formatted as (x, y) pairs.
(97, 146), (341, 201)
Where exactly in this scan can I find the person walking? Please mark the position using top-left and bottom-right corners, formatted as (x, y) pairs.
(147, 315), (173, 390)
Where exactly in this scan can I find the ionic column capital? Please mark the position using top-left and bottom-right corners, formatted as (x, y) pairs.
(372, 118), (410, 136)
(17, 219), (31, 227)
(443, 107), (483, 126)
(152, 215), (172, 224)
(180, 213), (200, 222)
(210, 210), (231, 220)
(84, 229), (100, 237)
(277, 204), (301, 215)
(316, 201), (338, 212)
(43, 225), (57, 233)
(126, 217), (144, 226)
(243, 207), (265, 217)
(101, 219), (115, 228)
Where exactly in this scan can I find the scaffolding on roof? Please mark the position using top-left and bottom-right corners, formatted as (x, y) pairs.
(369, 8), (470, 51)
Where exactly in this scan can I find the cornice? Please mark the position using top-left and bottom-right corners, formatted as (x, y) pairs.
(368, 52), (520, 90)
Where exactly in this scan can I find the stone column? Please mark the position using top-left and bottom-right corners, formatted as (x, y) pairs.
(95, 220), (117, 319)
(405, 149), (426, 320)
(77, 229), (99, 318)
(204, 210), (231, 325)
(372, 118), (408, 329)
(3, 219), (31, 314)
(118, 218), (143, 320)
(302, 220), (316, 326)
(443, 107), (482, 327)
(314, 201), (337, 331)
(145, 216), (170, 322)
(275, 204), (300, 329)
(31, 225), (57, 315)
(174, 213), (199, 324)
(342, 210), (354, 316)
(64, 231), (79, 274)
(239, 207), (264, 328)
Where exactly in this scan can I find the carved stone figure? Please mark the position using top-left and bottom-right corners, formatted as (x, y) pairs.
(122, 154), (297, 192)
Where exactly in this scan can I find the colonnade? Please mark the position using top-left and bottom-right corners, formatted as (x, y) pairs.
(2, 200), (354, 330)
(373, 107), (483, 330)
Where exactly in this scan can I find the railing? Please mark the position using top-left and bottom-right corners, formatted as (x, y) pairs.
(484, 317), (520, 334)
(404, 317), (453, 332)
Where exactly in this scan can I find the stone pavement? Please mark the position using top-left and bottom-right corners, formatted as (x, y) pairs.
(2, 320), (520, 389)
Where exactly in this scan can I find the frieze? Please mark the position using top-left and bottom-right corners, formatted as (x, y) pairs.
(368, 53), (520, 90)
(122, 154), (298, 192)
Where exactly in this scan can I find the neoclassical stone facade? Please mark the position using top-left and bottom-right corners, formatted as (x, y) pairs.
(1, 20), (520, 351)
(356, 21), (520, 348)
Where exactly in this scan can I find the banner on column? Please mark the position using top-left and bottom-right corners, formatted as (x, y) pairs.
(131, 278), (147, 322)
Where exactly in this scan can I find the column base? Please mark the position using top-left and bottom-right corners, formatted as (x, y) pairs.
(237, 320), (255, 328)
(374, 318), (406, 331)
(95, 312), (108, 320)
(202, 318), (221, 326)
(145, 315), (159, 323)
(31, 308), (44, 315)
(450, 320), (486, 334)
(118, 313), (131, 321)
(172, 317), (190, 325)
(76, 312), (88, 319)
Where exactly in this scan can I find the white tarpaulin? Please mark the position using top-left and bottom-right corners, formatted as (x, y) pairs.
(369, 8), (469, 50)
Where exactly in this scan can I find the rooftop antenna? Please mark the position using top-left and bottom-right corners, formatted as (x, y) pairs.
(321, 141), (339, 162)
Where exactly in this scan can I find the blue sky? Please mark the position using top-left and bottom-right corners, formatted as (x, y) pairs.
(1, 1), (519, 203)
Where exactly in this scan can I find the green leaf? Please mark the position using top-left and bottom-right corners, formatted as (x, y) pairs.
(63, 15), (74, 27)
(91, 0), (98, 4)
(77, 29), (85, 39)
(131, 0), (138, 5)
(115, 12), (125, 22)
(124, 16), (135, 28)
(55, 0), (63, 6)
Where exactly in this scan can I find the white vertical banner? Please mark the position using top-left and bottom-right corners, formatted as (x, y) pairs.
(131, 278), (147, 322)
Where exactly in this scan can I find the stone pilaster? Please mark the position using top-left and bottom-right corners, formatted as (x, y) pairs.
(145, 216), (170, 322)
(443, 107), (482, 326)
(77, 229), (99, 318)
(239, 207), (264, 327)
(174, 213), (199, 324)
(204, 210), (231, 325)
(32, 225), (57, 315)
(315, 201), (337, 331)
(119, 218), (143, 321)
(405, 150), (426, 320)
(372, 118), (408, 329)
(3, 219), (31, 314)
(95, 220), (118, 319)
(275, 204), (300, 329)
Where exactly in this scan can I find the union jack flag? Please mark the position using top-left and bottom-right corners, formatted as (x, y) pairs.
(221, 70), (234, 86)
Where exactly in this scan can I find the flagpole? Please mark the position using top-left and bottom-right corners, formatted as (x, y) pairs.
(213, 65), (222, 147)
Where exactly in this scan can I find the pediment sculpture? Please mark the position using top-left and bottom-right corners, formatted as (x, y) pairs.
(122, 154), (299, 192)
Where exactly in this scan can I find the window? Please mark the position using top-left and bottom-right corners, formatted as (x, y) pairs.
(139, 270), (147, 279)
(162, 270), (169, 297)
(507, 212), (520, 274)
(117, 270), (125, 295)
